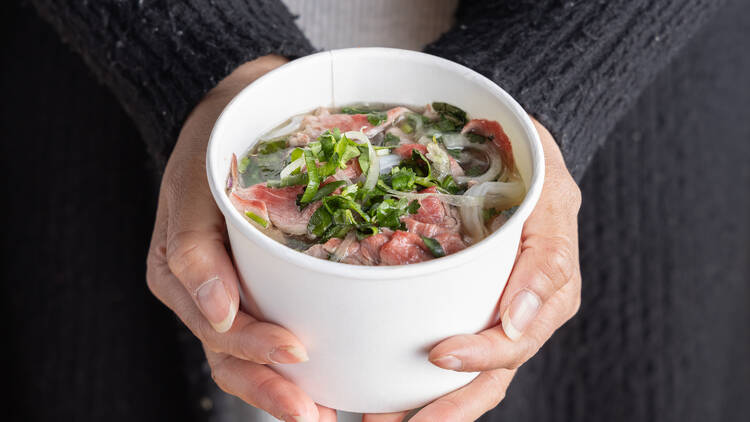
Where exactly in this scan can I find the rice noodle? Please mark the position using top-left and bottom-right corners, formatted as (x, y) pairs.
(460, 180), (526, 242)
(331, 232), (356, 262)
(379, 154), (402, 174)
(383, 187), (484, 207)
(261, 115), (304, 140)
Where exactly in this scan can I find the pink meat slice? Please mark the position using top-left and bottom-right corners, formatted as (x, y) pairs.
(359, 229), (394, 265)
(461, 119), (515, 171)
(289, 107), (410, 146)
(379, 231), (432, 265)
(238, 184), (320, 235)
(394, 143), (428, 158)
(412, 187), (445, 224)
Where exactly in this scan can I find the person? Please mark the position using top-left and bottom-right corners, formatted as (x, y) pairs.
(4, 0), (748, 421)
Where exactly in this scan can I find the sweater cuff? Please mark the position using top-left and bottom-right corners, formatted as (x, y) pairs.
(33, 0), (315, 168)
(425, 0), (719, 180)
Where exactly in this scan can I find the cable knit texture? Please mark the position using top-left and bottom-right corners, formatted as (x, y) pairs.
(31, 0), (315, 168)
(425, 0), (721, 180)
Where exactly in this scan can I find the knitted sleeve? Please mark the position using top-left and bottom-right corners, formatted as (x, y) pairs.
(425, 0), (721, 180)
(30, 0), (314, 168)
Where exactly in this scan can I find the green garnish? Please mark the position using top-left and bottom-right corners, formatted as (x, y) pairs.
(421, 236), (446, 258)
(238, 157), (251, 174)
(366, 111), (387, 126)
(300, 150), (320, 203)
(383, 132), (401, 147)
(467, 133), (489, 144)
(256, 138), (288, 154)
(340, 106), (387, 126)
(440, 175), (461, 194)
(431, 102), (468, 132)
(483, 207), (501, 223)
(303, 181), (346, 206)
(371, 198), (420, 230)
(245, 211), (269, 228)
(390, 167), (417, 191)
(341, 106), (373, 114)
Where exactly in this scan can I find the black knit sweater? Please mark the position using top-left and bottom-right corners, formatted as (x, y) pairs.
(31, 0), (719, 180)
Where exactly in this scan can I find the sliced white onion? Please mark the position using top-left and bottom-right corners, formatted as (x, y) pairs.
(456, 143), (504, 185)
(376, 148), (391, 156)
(379, 154), (402, 174)
(426, 143), (452, 181)
(440, 133), (469, 149)
(279, 157), (305, 180)
(345, 130), (379, 190)
(261, 115), (304, 140)
(331, 232), (357, 263)
(460, 180), (526, 242)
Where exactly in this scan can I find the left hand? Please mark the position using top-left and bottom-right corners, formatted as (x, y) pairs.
(364, 118), (583, 421)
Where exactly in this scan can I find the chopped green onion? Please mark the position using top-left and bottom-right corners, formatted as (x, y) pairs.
(421, 236), (446, 258)
(300, 150), (320, 203)
(367, 112), (387, 126)
(245, 211), (269, 228)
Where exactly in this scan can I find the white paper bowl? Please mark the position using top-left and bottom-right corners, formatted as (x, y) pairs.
(206, 48), (544, 413)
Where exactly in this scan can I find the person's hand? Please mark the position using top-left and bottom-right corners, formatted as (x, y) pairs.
(146, 55), (338, 422)
(364, 118), (582, 422)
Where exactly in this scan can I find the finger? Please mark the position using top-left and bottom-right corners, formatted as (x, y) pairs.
(429, 279), (578, 371)
(317, 405), (338, 422)
(148, 254), (308, 364)
(409, 369), (515, 422)
(162, 167), (241, 333)
(362, 410), (409, 422)
(430, 120), (581, 372)
(205, 349), (319, 422)
(495, 119), (581, 341)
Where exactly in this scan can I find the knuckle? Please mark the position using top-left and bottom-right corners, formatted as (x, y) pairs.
(166, 231), (205, 280)
(540, 237), (576, 290)
(209, 361), (231, 394)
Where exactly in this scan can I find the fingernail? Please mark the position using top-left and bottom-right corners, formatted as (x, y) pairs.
(269, 345), (309, 364)
(431, 354), (463, 371)
(195, 277), (235, 333)
(502, 289), (541, 341)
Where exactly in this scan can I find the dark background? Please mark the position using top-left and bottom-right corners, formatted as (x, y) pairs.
(2, 0), (748, 421)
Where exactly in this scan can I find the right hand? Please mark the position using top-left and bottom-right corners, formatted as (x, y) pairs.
(146, 55), (336, 422)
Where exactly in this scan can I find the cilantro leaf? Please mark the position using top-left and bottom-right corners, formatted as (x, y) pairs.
(420, 236), (446, 258)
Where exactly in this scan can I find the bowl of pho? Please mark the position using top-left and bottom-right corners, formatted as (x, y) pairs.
(206, 48), (544, 413)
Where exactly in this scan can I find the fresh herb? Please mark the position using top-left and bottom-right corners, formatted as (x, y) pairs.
(245, 211), (269, 228)
(431, 102), (468, 132)
(357, 145), (370, 174)
(300, 150), (320, 203)
(466, 133), (488, 144)
(308, 206), (333, 237)
(440, 175), (461, 194)
(366, 111), (387, 126)
(371, 198), (420, 230)
(256, 138), (288, 154)
(421, 236), (446, 258)
(464, 165), (486, 177)
(483, 207), (501, 223)
(240, 151), (287, 186)
(341, 106), (373, 115)
(238, 157), (251, 173)
(341, 106), (387, 127)
(298, 180), (347, 209)
(383, 132), (401, 147)
(390, 167), (417, 191)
